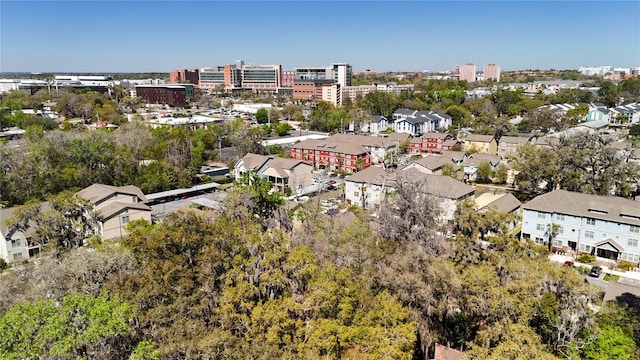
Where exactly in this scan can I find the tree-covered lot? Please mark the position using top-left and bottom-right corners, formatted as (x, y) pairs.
(1, 73), (640, 358)
(1, 178), (639, 359)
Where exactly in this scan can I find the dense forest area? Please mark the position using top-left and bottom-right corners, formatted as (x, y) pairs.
(1, 177), (638, 359)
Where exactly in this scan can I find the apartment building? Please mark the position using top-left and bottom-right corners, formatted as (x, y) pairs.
(483, 64), (501, 82)
(522, 189), (640, 263)
(459, 63), (476, 82)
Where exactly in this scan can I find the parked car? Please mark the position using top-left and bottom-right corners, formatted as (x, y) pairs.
(564, 260), (574, 267)
(589, 266), (603, 277)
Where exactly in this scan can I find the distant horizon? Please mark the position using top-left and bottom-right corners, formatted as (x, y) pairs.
(2, 1), (639, 73)
(1, 65), (638, 76)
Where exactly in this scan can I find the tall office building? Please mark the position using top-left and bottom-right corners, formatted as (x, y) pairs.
(331, 63), (352, 87)
(241, 63), (282, 91)
(459, 63), (476, 82)
(483, 64), (501, 82)
(294, 63), (352, 87)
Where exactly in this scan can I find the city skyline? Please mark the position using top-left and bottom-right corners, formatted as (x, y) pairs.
(1, 1), (638, 73)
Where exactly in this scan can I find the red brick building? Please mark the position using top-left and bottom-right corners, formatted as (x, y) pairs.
(169, 69), (200, 85)
(410, 133), (455, 154)
(291, 138), (371, 173)
(135, 85), (191, 107)
(292, 79), (335, 101)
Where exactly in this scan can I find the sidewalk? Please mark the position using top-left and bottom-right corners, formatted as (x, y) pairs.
(549, 254), (640, 280)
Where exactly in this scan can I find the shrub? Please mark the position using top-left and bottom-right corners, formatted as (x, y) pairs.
(0, 258), (6, 271)
(576, 253), (595, 264)
(617, 260), (637, 271)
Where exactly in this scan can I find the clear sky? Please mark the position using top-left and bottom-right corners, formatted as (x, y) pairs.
(1, 1), (639, 73)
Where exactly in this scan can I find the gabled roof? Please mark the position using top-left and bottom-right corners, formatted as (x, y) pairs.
(370, 115), (387, 123)
(393, 108), (417, 117)
(386, 132), (411, 143)
(465, 134), (496, 143)
(524, 189), (640, 226)
(345, 166), (390, 186)
(481, 193), (521, 213)
(464, 154), (500, 166)
(238, 153), (273, 172)
(499, 135), (533, 145)
(422, 133), (451, 140)
(76, 184), (148, 204)
(412, 156), (455, 171)
(99, 201), (151, 221)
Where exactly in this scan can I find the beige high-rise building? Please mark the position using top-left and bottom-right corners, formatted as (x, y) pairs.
(459, 63), (476, 82)
(483, 64), (501, 82)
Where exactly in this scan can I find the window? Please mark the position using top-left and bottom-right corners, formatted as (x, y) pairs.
(630, 225), (640, 234)
(354, 191), (359, 197)
(557, 226), (564, 234)
(538, 213), (546, 219)
(556, 214), (565, 221)
(628, 238), (639, 247)
(553, 239), (563, 247)
(121, 215), (130, 224)
(12, 253), (23, 260)
(132, 196), (138, 203)
(536, 224), (545, 231)
(586, 218), (596, 225)
(10, 239), (21, 247)
(585, 230), (595, 239)
(621, 252), (640, 263)
(579, 244), (593, 253)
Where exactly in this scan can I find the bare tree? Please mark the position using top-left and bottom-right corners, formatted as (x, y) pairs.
(376, 172), (449, 256)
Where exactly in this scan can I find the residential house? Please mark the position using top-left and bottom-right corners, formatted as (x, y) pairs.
(462, 154), (501, 182)
(463, 134), (498, 155)
(403, 156), (457, 175)
(391, 108), (452, 136)
(234, 153), (313, 195)
(498, 135), (536, 158)
(76, 184), (152, 240)
(0, 205), (45, 263)
(609, 103), (640, 127)
(586, 105), (611, 123)
(344, 167), (474, 220)
(361, 115), (390, 134)
(409, 133), (453, 154)
(521, 189), (640, 263)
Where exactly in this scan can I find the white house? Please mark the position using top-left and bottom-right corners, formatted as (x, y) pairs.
(361, 115), (390, 134)
(235, 153), (314, 195)
(521, 189), (640, 263)
(391, 109), (452, 136)
(344, 166), (474, 221)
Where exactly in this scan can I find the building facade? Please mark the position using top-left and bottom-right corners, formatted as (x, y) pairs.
(135, 84), (194, 107)
(170, 69), (200, 85)
(521, 189), (640, 263)
(459, 63), (476, 82)
(483, 64), (501, 82)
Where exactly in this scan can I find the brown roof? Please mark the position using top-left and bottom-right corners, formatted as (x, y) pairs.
(76, 184), (148, 204)
(98, 201), (151, 221)
(463, 153), (501, 166)
(386, 132), (411, 143)
(499, 135), (533, 145)
(402, 169), (475, 200)
(412, 156), (456, 170)
(482, 193), (521, 213)
(422, 133), (451, 140)
(239, 153), (273, 171)
(345, 166), (392, 186)
(442, 139), (460, 147)
(465, 134), (496, 143)
(524, 189), (640, 226)
(292, 138), (369, 155)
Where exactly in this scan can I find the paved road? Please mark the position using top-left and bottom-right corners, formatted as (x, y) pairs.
(583, 274), (608, 289)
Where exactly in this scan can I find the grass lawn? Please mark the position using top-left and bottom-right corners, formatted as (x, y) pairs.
(603, 273), (620, 282)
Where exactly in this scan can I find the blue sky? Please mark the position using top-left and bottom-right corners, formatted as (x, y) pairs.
(1, 1), (639, 73)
